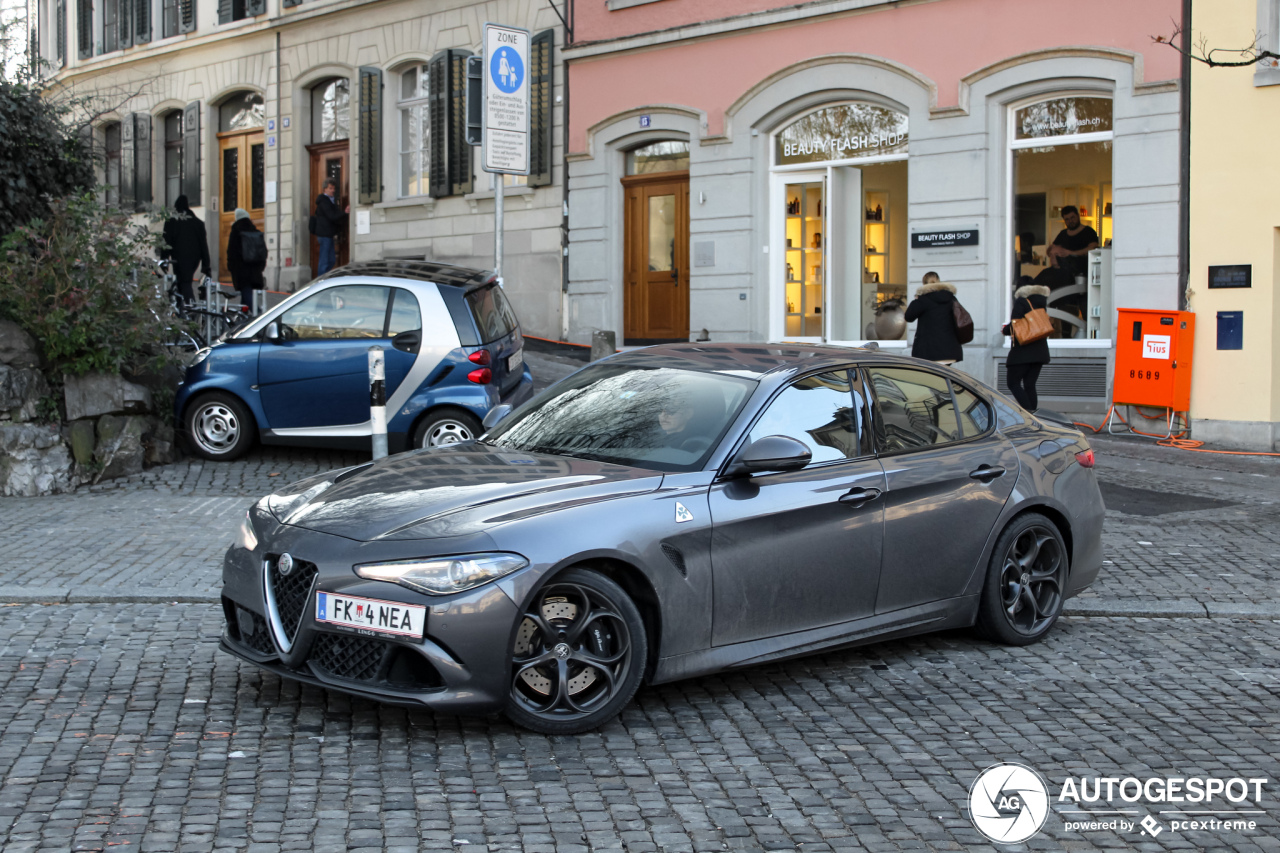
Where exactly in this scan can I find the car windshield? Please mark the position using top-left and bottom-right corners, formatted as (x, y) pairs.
(485, 364), (756, 472)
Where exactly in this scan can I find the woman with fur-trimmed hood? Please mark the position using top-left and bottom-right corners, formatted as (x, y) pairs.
(904, 272), (963, 364)
(1002, 279), (1051, 412)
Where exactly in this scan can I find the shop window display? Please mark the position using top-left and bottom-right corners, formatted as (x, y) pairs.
(1009, 96), (1113, 340)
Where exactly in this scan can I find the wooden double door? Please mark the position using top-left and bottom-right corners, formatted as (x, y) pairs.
(623, 172), (689, 343)
(308, 140), (350, 273)
(217, 130), (266, 283)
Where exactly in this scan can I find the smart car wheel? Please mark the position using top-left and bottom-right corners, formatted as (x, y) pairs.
(976, 512), (1067, 646)
(185, 391), (256, 461)
(504, 568), (647, 735)
(412, 408), (483, 449)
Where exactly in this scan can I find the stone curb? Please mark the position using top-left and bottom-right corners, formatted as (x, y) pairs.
(4, 587), (1279, 620)
(1065, 600), (1280, 619)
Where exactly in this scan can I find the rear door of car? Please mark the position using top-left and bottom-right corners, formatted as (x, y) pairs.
(864, 366), (1018, 614)
(708, 369), (886, 646)
(258, 284), (393, 428)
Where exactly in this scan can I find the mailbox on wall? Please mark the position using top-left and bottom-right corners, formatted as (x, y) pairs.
(1113, 308), (1195, 411)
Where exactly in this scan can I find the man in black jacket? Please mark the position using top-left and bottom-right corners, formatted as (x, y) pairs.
(161, 195), (211, 303)
(227, 208), (267, 314)
(314, 177), (348, 276)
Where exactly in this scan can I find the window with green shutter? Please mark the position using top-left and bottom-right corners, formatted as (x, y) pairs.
(358, 67), (382, 205)
(529, 29), (554, 188)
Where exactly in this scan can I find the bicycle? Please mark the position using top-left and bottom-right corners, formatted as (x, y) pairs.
(153, 261), (250, 349)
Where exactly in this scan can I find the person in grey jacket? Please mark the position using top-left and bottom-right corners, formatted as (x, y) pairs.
(1002, 280), (1051, 412)
(904, 272), (963, 364)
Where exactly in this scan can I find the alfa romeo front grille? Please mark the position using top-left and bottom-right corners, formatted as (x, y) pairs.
(310, 633), (392, 682)
(267, 555), (318, 642)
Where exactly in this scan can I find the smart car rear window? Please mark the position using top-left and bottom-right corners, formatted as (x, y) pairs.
(466, 284), (519, 344)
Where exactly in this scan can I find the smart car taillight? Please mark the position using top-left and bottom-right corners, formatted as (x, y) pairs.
(467, 367), (492, 384)
(468, 349), (491, 366)
(1074, 449), (1095, 468)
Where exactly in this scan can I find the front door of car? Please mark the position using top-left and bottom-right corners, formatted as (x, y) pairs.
(259, 284), (397, 429)
(709, 370), (885, 646)
(864, 366), (1018, 614)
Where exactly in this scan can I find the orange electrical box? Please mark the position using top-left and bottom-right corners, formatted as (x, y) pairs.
(1113, 308), (1195, 410)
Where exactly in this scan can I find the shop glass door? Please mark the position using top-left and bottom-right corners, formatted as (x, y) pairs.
(782, 176), (825, 339)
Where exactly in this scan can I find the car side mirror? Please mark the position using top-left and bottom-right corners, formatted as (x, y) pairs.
(265, 321), (281, 343)
(482, 404), (513, 430)
(725, 435), (812, 477)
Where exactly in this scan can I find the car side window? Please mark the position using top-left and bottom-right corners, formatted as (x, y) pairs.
(280, 285), (390, 340)
(866, 367), (962, 451)
(387, 288), (421, 336)
(951, 381), (993, 437)
(748, 370), (861, 464)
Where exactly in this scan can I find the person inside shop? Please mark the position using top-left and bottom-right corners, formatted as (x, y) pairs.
(313, 177), (349, 276)
(904, 271), (964, 365)
(1045, 205), (1098, 282)
(1002, 276), (1051, 413)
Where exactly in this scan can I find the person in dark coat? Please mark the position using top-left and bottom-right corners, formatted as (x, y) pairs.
(161, 195), (211, 303)
(1002, 280), (1051, 412)
(313, 177), (348, 276)
(226, 208), (266, 314)
(904, 272), (963, 364)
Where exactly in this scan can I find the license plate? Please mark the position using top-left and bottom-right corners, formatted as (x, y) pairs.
(315, 592), (426, 638)
(508, 348), (523, 371)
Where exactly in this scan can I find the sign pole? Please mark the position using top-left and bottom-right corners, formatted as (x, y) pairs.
(495, 179), (505, 283)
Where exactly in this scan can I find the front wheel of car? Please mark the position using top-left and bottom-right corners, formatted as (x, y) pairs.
(976, 512), (1068, 646)
(184, 391), (256, 461)
(412, 407), (483, 449)
(504, 568), (647, 735)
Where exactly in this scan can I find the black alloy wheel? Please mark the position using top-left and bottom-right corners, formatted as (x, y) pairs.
(976, 512), (1067, 645)
(504, 568), (647, 734)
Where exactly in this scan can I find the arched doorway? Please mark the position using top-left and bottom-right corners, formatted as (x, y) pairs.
(307, 77), (351, 274)
(622, 141), (689, 344)
(216, 91), (266, 283)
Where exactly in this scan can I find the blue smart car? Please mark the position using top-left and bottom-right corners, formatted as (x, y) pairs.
(175, 261), (534, 460)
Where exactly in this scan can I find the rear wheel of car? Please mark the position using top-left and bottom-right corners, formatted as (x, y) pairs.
(185, 391), (256, 461)
(504, 568), (647, 735)
(976, 512), (1067, 646)
(412, 408), (482, 449)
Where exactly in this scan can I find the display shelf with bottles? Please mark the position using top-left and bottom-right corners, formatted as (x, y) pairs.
(784, 181), (825, 337)
(1098, 182), (1112, 247)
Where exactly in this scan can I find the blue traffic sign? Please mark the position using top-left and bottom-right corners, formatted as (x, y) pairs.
(490, 46), (523, 94)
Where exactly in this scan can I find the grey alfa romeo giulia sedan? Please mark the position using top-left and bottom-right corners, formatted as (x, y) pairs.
(219, 343), (1104, 734)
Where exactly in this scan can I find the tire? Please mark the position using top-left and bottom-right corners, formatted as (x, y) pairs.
(184, 391), (256, 461)
(412, 407), (483, 449)
(975, 512), (1068, 646)
(504, 568), (647, 735)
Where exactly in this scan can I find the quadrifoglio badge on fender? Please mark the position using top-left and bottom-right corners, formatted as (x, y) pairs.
(969, 763), (1270, 843)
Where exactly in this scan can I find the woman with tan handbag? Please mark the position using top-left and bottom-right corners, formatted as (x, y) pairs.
(1002, 278), (1052, 412)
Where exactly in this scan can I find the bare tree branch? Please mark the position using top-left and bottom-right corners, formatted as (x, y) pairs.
(1153, 19), (1280, 68)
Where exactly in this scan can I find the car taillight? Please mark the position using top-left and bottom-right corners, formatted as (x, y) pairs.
(467, 367), (492, 385)
(467, 350), (491, 366)
(1074, 448), (1095, 468)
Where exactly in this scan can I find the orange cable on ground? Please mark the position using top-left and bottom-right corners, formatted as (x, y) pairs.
(1072, 405), (1280, 457)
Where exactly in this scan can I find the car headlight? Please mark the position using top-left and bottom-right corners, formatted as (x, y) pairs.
(235, 511), (258, 551)
(355, 552), (528, 595)
(190, 348), (211, 367)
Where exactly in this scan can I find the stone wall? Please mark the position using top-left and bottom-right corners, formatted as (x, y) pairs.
(0, 320), (176, 496)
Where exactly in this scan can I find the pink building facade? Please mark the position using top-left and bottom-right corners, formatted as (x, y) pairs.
(563, 0), (1181, 411)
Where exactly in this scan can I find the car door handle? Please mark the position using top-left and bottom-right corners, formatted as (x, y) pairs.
(969, 466), (1006, 483)
(839, 487), (882, 506)
(392, 330), (421, 354)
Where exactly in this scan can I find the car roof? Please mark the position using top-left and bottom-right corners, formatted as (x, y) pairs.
(606, 342), (918, 379)
(313, 260), (496, 290)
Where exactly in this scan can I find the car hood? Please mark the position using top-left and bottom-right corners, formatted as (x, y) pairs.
(268, 442), (664, 541)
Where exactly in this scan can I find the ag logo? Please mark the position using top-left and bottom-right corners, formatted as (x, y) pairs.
(968, 763), (1050, 844)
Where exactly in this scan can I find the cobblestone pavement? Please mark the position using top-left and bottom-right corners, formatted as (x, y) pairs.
(0, 606), (1276, 852)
